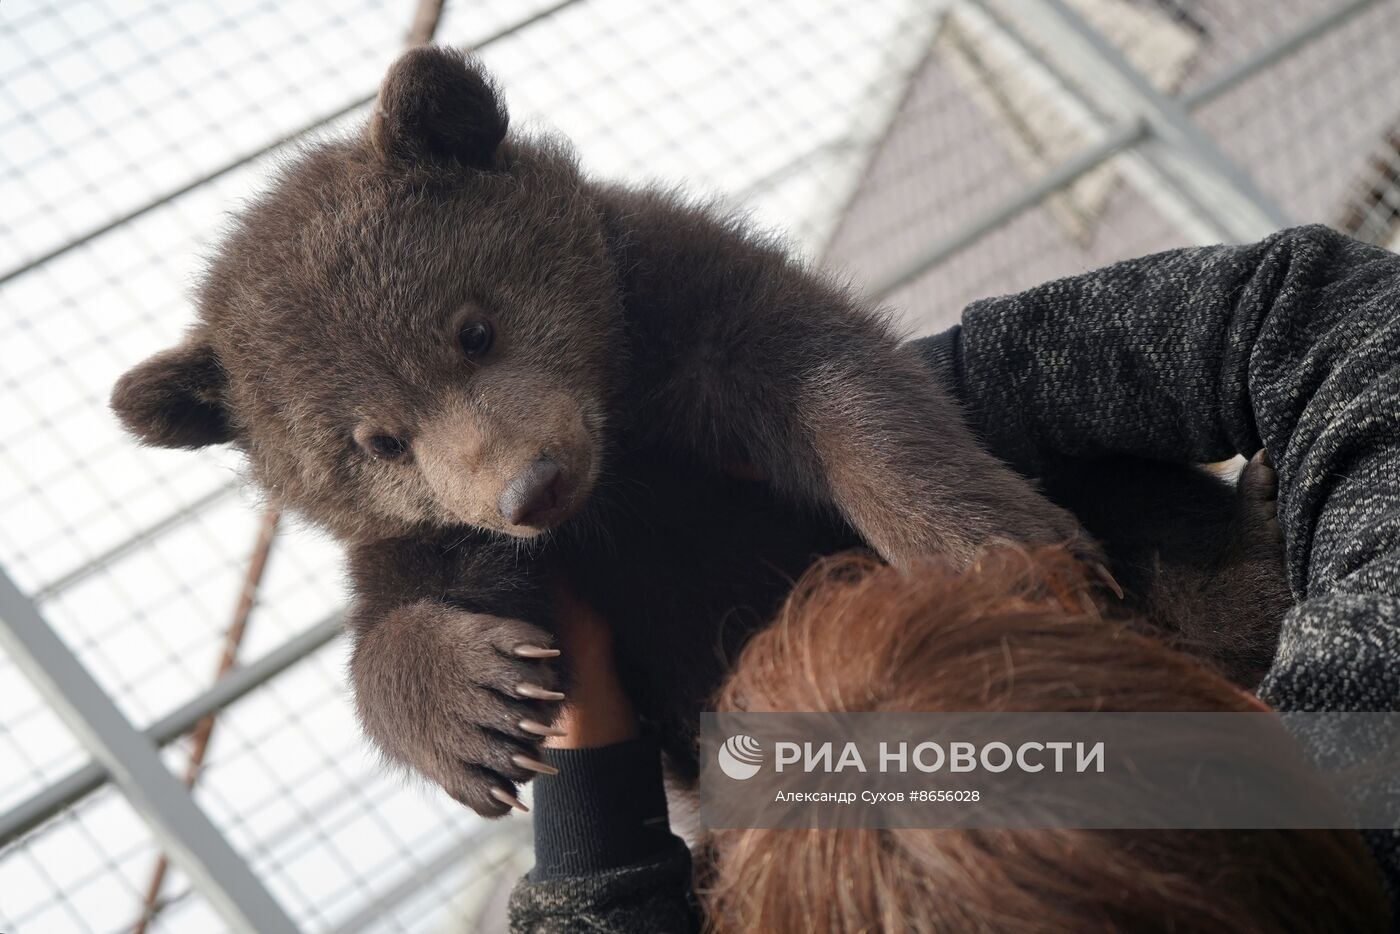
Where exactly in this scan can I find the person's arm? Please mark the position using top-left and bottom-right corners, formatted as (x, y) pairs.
(506, 739), (698, 933)
(508, 593), (700, 933)
(917, 226), (1400, 901)
(917, 225), (1400, 715)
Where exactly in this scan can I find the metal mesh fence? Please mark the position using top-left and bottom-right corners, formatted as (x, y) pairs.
(2, 0), (1397, 931)
(826, 0), (1400, 331)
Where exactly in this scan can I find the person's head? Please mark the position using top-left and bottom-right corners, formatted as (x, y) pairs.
(707, 547), (1389, 933)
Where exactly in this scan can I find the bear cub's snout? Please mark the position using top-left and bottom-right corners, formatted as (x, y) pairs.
(500, 455), (573, 529)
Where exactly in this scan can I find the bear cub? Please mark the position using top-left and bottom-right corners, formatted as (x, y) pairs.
(112, 47), (1285, 816)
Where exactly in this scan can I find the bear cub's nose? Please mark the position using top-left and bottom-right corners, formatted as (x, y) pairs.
(500, 455), (571, 528)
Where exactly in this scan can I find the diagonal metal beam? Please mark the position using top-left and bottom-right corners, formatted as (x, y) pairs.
(815, 4), (954, 260)
(33, 482), (239, 602)
(331, 823), (530, 934)
(1016, 0), (1292, 240)
(1182, 0), (1381, 114)
(134, 508), (283, 933)
(870, 119), (1147, 298)
(961, 0), (1226, 243)
(0, 569), (297, 933)
(0, 612), (343, 849)
(0, 0), (586, 289)
(869, 0), (1379, 298)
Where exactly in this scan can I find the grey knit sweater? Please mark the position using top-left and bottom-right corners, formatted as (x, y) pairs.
(509, 226), (1400, 932)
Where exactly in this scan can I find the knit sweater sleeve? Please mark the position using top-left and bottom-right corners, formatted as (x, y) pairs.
(930, 224), (1400, 715)
(507, 736), (700, 933)
(924, 226), (1400, 900)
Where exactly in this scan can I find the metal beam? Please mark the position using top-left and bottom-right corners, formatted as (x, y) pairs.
(0, 570), (298, 932)
(0, 612), (342, 847)
(815, 4), (954, 259)
(1013, 0), (1292, 239)
(963, 0), (1228, 243)
(134, 508), (282, 933)
(1181, 0), (1381, 109)
(0, 0), (587, 289)
(34, 482), (239, 601)
(871, 119), (1146, 298)
(332, 823), (530, 934)
(869, 0), (1378, 297)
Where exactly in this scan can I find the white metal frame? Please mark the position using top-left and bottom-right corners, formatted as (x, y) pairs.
(0, 571), (298, 933)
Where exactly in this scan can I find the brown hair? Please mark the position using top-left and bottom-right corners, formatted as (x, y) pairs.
(706, 548), (1389, 934)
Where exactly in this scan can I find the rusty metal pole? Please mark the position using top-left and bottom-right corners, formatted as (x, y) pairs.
(130, 0), (453, 926)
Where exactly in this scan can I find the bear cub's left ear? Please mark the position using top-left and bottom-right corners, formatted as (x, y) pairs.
(371, 46), (509, 168)
(110, 338), (236, 449)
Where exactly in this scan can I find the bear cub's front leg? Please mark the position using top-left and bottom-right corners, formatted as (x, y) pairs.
(348, 600), (565, 816)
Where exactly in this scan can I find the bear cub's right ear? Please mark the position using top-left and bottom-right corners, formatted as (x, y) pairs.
(371, 46), (509, 168)
(111, 339), (235, 449)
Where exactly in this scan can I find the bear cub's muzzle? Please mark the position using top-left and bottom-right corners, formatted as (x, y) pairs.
(499, 454), (574, 528)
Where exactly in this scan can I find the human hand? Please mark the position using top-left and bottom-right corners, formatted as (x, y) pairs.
(546, 587), (639, 750)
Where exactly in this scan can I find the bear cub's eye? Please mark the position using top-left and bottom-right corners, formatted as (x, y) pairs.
(458, 321), (494, 358)
(368, 434), (409, 460)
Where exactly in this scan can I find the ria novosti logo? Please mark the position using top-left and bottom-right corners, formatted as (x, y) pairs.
(718, 734), (764, 780)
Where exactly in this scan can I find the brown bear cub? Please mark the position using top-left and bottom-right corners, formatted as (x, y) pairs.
(112, 47), (1287, 816)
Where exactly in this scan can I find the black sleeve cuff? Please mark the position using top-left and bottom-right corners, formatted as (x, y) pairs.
(911, 325), (966, 401)
(910, 325), (981, 439)
(529, 736), (678, 881)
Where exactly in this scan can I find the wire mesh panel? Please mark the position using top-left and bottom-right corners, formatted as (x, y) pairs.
(823, 0), (1203, 329)
(825, 0), (1400, 332)
(1194, 0), (1400, 229)
(2, 0), (1397, 931)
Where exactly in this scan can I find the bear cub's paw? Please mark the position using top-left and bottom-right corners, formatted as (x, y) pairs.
(1201, 448), (1290, 688)
(350, 603), (564, 817)
(1233, 448), (1282, 562)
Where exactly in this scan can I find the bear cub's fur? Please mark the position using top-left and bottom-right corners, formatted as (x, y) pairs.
(112, 48), (1286, 816)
